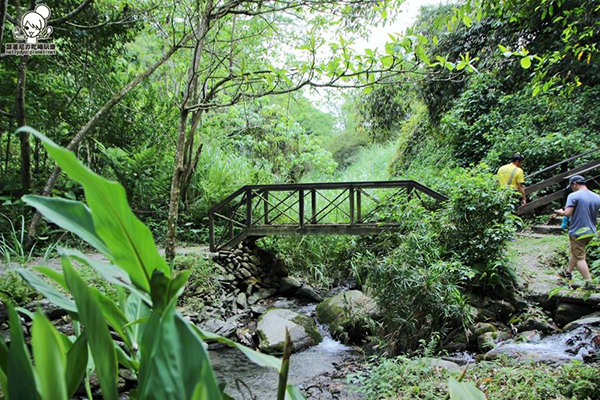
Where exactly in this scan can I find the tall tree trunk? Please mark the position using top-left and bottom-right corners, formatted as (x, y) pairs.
(16, 57), (30, 194)
(26, 33), (193, 248)
(165, 109), (189, 261)
(0, 0), (8, 49)
(164, 0), (213, 260)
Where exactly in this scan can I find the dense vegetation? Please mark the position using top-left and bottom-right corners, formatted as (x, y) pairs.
(1, 0), (599, 398)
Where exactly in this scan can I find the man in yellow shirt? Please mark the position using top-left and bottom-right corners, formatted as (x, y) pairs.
(497, 154), (527, 205)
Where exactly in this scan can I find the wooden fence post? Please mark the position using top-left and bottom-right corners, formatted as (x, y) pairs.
(299, 189), (305, 228)
(246, 189), (252, 227)
(349, 186), (355, 225)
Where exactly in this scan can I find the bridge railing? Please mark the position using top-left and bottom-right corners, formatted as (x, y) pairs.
(208, 180), (447, 252)
(517, 147), (600, 215)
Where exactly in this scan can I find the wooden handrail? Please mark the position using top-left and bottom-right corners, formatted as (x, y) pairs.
(528, 147), (600, 179)
(526, 158), (600, 195)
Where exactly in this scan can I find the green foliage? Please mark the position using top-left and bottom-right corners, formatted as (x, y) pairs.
(259, 235), (357, 287)
(441, 73), (600, 169)
(437, 167), (518, 292)
(358, 84), (413, 143)
(190, 145), (272, 218)
(366, 201), (473, 354)
(6, 128), (305, 400)
(351, 356), (600, 400)
(173, 255), (220, 312)
(0, 271), (41, 306)
(440, 74), (503, 165)
(0, 213), (58, 264)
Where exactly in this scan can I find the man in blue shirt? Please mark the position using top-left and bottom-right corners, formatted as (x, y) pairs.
(554, 175), (600, 284)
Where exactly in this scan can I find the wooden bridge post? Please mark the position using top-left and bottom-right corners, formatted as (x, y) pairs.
(349, 187), (355, 225)
(311, 189), (317, 224)
(263, 190), (269, 225)
(246, 189), (252, 227)
(299, 189), (305, 228)
(407, 183), (413, 201)
(356, 188), (362, 224)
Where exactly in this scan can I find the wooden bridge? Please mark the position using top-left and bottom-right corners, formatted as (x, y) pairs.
(208, 180), (447, 252)
(518, 147), (600, 215)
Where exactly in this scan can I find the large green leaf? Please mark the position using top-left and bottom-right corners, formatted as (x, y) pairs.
(6, 301), (39, 400)
(149, 270), (191, 313)
(17, 269), (77, 313)
(32, 310), (69, 400)
(91, 286), (131, 348)
(35, 266), (68, 289)
(138, 300), (221, 400)
(22, 195), (108, 255)
(62, 257), (119, 400)
(21, 127), (170, 292)
(125, 294), (151, 352)
(448, 379), (486, 400)
(195, 327), (281, 370)
(58, 248), (151, 305)
(285, 385), (308, 400)
(0, 316), (9, 395)
(66, 334), (89, 398)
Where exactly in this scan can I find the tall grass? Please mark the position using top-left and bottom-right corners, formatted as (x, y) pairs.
(1, 214), (36, 266)
(0, 214), (59, 268)
(302, 141), (397, 183)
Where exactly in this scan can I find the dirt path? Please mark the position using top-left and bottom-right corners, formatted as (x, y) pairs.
(1, 245), (211, 273)
(508, 234), (567, 300)
(510, 234), (565, 283)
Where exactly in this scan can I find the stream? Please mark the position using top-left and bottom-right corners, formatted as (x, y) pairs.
(209, 300), (356, 400)
(487, 326), (600, 364)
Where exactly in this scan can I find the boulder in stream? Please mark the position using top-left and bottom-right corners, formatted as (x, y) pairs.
(278, 276), (302, 295)
(563, 311), (600, 332)
(256, 308), (322, 354)
(477, 331), (511, 352)
(296, 285), (323, 302)
(471, 322), (497, 338)
(316, 290), (378, 344)
(199, 317), (238, 339)
(555, 301), (597, 327)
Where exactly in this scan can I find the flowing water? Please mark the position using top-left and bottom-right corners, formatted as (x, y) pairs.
(487, 326), (600, 364)
(209, 299), (355, 400)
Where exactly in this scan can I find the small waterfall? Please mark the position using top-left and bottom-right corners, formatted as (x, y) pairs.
(486, 326), (600, 364)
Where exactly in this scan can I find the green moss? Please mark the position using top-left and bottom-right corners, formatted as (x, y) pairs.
(293, 314), (323, 344)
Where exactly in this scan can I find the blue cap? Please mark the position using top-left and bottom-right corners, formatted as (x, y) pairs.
(566, 175), (586, 189)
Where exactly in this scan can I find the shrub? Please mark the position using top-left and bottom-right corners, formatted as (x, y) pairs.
(0, 270), (40, 306)
(437, 166), (519, 292)
(258, 235), (357, 287)
(366, 201), (473, 354)
(351, 356), (600, 400)
(173, 255), (220, 312)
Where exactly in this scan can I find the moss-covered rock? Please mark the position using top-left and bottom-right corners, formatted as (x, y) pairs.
(477, 331), (511, 352)
(315, 290), (378, 343)
(256, 308), (322, 354)
(471, 322), (497, 338)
